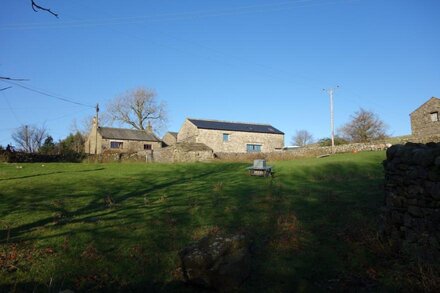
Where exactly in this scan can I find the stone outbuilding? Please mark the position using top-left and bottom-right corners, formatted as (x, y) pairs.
(84, 118), (162, 154)
(410, 97), (440, 138)
(154, 142), (214, 163)
(162, 131), (178, 146)
(177, 118), (284, 153)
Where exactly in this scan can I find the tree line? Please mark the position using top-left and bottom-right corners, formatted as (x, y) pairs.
(1, 127), (85, 156)
(2, 86), (389, 153)
(292, 108), (388, 147)
(1, 87), (166, 155)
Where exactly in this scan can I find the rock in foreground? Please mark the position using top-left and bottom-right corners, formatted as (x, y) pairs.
(179, 233), (251, 291)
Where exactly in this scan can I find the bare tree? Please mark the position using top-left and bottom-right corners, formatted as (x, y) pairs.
(31, 0), (58, 17)
(12, 124), (48, 153)
(339, 108), (388, 142)
(291, 130), (314, 146)
(106, 87), (167, 132)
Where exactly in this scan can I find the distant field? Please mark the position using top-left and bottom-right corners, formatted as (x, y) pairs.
(0, 151), (430, 291)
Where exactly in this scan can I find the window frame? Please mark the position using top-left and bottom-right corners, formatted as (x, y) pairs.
(110, 141), (124, 149)
(246, 144), (262, 153)
(223, 133), (230, 142)
(144, 144), (152, 150)
(430, 111), (439, 122)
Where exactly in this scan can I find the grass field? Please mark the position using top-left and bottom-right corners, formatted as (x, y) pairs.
(0, 151), (431, 292)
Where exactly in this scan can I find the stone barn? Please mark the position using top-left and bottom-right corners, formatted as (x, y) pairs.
(410, 97), (440, 138)
(177, 118), (284, 153)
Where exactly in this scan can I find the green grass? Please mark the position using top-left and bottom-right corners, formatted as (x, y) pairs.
(0, 152), (428, 291)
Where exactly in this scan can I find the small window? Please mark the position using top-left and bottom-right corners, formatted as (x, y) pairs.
(246, 144), (261, 153)
(110, 141), (123, 149)
(430, 112), (439, 122)
(223, 133), (229, 142)
(144, 144), (152, 150)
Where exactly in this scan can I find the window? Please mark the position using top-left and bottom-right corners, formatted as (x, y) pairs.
(144, 144), (152, 150)
(430, 112), (439, 122)
(246, 144), (261, 153)
(223, 133), (230, 142)
(110, 141), (123, 149)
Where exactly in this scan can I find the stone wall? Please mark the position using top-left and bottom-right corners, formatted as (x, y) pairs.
(162, 132), (178, 146)
(381, 142), (440, 261)
(85, 130), (161, 155)
(403, 135), (440, 144)
(100, 138), (161, 154)
(215, 142), (390, 162)
(177, 119), (198, 143)
(86, 150), (152, 163)
(84, 124), (101, 154)
(410, 97), (440, 137)
(153, 143), (214, 163)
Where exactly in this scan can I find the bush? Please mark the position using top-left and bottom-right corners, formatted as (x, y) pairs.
(318, 137), (349, 147)
(2, 151), (86, 163)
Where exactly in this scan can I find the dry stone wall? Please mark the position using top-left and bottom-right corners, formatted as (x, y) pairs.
(381, 142), (440, 261)
(153, 143), (214, 163)
(216, 142), (390, 162)
(403, 135), (440, 144)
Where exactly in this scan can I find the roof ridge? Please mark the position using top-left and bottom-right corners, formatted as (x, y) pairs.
(410, 97), (440, 114)
(187, 117), (273, 126)
(99, 126), (146, 132)
(98, 126), (161, 141)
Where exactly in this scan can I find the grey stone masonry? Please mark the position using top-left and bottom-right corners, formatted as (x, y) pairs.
(177, 118), (284, 153)
(410, 97), (440, 137)
(381, 142), (440, 261)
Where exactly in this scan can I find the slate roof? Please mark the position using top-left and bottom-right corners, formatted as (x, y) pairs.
(98, 127), (160, 141)
(173, 142), (213, 152)
(188, 119), (284, 135)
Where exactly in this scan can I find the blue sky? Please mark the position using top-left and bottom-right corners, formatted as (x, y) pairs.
(1, 0), (439, 146)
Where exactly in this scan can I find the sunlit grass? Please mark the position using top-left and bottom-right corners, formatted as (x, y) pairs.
(1, 151), (432, 291)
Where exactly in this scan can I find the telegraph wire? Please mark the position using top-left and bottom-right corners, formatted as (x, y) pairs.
(0, 0), (355, 30)
(67, 1), (333, 92)
(0, 80), (95, 108)
(44, 108), (90, 122)
(1, 91), (22, 125)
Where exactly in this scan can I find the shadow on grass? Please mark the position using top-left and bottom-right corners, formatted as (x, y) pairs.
(0, 155), (396, 292)
(0, 167), (105, 181)
(0, 166), (223, 242)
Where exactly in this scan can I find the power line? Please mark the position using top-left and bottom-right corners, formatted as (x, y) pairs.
(66, 1), (330, 92)
(0, 80), (95, 108)
(1, 0), (353, 30)
(1, 91), (22, 125)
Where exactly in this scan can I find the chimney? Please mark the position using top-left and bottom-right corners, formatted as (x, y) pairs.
(146, 121), (153, 133)
(92, 117), (98, 129)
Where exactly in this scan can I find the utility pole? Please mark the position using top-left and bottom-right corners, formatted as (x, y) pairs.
(323, 86), (339, 154)
(94, 103), (99, 155)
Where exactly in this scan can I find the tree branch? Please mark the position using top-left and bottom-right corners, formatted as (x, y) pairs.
(0, 76), (29, 81)
(31, 0), (58, 18)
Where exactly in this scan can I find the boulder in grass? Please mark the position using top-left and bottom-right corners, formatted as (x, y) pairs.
(179, 233), (250, 291)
